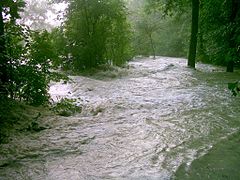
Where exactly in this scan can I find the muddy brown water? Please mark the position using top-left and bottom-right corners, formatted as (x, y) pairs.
(0, 57), (239, 180)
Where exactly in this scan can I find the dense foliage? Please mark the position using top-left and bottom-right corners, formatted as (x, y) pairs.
(199, 0), (240, 71)
(4, 24), (64, 105)
(146, 0), (240, 71)
(60, 0), (133, 70)
(0, 1), (65, 106)
(228, 81), (240, 96)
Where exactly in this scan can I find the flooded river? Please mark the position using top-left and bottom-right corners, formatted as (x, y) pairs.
(0, 57), (240, 179)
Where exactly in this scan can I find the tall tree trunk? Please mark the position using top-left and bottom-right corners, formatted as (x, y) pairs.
(0, 5), (7, 95)
(188, 0), (199, 69)
(0, 4), (5, 66)
(226, 0), (240, 72)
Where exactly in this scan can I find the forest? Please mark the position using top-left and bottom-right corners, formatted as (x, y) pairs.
(0, 0), (240, 179)
(0, 0), (239, 105)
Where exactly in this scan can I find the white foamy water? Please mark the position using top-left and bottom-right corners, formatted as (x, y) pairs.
(1, 57), (240, 179)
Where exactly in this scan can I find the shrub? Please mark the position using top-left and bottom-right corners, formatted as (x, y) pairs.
(50, 98), (82, 117)
(228, 81), (240, 96)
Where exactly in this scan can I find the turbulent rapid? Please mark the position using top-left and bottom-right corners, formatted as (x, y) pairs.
(0, 57), (240, 179)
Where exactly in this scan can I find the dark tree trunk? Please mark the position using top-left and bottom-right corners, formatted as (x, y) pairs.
(188, 0), (199, 69)
(0, 5), (5, 65)
(226, 0), (240, 72)
(0, 5), (7, 95)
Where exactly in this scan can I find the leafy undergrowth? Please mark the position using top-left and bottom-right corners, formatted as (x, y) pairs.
(50, 98), (82, 117)
(0, 97), (52, 144)
(174, 131), (240, 180)
(228, 81), (240, 96)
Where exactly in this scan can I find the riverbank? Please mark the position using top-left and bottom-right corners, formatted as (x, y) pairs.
(0, 98), (51, 144)
(174, 131), (240, 179)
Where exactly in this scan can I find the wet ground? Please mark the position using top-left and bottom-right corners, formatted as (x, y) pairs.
(174, 131), (240, 179)
(0, 57), (240, 179)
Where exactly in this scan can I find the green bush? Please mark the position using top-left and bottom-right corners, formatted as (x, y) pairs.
(228, 81), (240, 96)
(63, 0), (133, 70)
(51, 98), (82, 117)
(3, 24), (67, 106)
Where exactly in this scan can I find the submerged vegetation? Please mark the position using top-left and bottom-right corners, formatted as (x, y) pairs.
(50, 98), (82, 117)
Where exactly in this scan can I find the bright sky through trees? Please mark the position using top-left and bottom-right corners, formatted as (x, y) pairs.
(21, 0), (68, 29)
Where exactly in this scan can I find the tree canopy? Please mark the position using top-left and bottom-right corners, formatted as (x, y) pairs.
(0, 0), (64, 105)
(64, 0), (133, 70)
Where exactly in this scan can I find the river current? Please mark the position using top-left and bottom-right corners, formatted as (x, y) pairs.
(0, 57), (239, 179)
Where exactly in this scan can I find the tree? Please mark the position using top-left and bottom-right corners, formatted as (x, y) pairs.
(187, 0), (199, 68)
(129, 0), (190, 58)
(0, 4), (5, 92)
(133, 11), (160, 58)
(147, 0), (199, 68)
(18, 30), (60, 105)
(198, 0), (240, 72)
(0, 0), (25, 95)
(64, 0), (132, 70)
(226, 0), (240, 72)
(50, 27), (70, 69)
(0, 0), (65, 105)
(2, 22), (62, 105)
